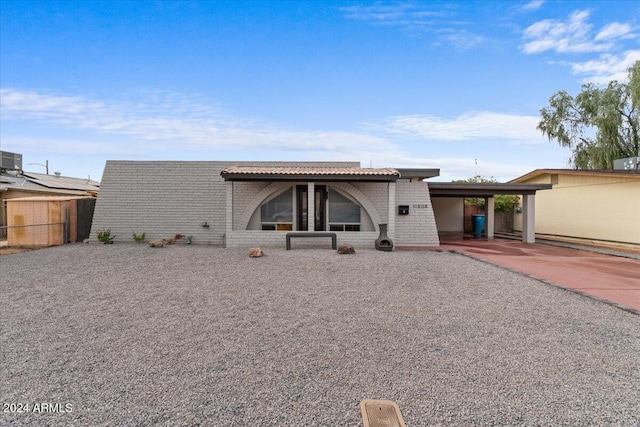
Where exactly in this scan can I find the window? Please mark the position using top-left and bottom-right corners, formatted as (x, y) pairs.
(261, 190), (293, 231)
(328, 189), (361, 232)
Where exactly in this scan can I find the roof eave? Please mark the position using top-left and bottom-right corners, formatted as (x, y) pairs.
(428, 183), (553, 197)
(221, 173), (398, 182)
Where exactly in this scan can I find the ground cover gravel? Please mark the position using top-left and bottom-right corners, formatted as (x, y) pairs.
(1, 244), (639, 426)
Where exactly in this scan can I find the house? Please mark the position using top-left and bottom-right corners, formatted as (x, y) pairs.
(510, 169), (640, 246)
(1, 167), (100, 238)
(90, 160), (552, 248)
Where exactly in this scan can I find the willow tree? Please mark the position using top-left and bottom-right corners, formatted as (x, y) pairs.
(538, 60), (639, 169)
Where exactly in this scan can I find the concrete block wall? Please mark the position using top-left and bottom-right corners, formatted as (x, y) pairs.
(232, 181), (271, 230)
(91, 160), (361, 245)
(90, 161), (227, 245)
(226, 230), (379, 249)
(351, 182), (390, 225)
(394, 182), (440, 247)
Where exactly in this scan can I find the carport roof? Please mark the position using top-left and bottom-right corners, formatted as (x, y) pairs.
(428, 182), (552, 197)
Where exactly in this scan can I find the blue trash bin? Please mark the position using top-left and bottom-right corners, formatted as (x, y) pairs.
(471, 214), (485, 238)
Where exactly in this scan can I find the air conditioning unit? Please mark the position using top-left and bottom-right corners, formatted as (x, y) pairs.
(1, 151), (23, 171)
(613, 157), (639, 170)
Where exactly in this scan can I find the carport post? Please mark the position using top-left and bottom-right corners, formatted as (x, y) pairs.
(486, 197), (494, 239)
(522, 194), (535, 243)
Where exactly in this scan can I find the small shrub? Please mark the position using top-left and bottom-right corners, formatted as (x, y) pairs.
(96, 229), (115, 244)
(132, 232), (146, 243)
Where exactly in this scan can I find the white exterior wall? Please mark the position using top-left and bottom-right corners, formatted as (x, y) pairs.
(351, 182), (390, 225)
(91, 160), (358, 245)
(226, 180), (388, 248)
(226, 231), (379, 249)
(432, 197), (464, 233)
(92, 160), (443, 249)
(394, 182), (440, 247)
(91, 161), (227, 245)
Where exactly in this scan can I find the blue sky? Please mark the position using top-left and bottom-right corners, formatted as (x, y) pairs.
(1, 0), (639, 182)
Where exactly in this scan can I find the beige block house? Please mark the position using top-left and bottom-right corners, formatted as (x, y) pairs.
(511, 169), (640, 246)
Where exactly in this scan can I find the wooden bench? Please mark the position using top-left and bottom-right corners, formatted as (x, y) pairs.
(285, 232), (337, 250)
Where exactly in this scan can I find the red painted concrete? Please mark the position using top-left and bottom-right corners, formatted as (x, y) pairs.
(436, 239), (640, 313)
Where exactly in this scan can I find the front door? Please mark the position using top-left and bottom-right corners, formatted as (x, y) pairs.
(296, 185), (327, 231)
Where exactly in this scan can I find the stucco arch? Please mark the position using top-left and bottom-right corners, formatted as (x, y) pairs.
(238, 182), (292, 231)
(238, 181), (383, 232)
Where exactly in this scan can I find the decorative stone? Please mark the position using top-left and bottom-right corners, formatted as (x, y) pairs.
(337, 243), (355, 254)
(249, 247), (263, 258)
(149, 240), (164, 248)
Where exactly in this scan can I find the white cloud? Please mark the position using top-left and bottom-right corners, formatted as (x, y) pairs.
(571, 50), (640, 83)
(339, 3), (485, 50)
(340, 4), (442, 25)
(1, 88), (556, 182)
(521, 10), (615, 54)
(369, 112), (544, 144)
(0, 88), (395, 154)
(595, 22), (635, 41)
(521, 0), (545, 12)
(521, 9), (639, 83)
(441, 30), (485, 51)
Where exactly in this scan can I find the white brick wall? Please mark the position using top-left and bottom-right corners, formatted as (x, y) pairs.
(91, 160), (360, 245)
(352, 182), (390, 224)
(91, 161), (226, 245)
(91, 161), (440, 248)
(394, 182), (440, 246)
(226, 230), (379, 249)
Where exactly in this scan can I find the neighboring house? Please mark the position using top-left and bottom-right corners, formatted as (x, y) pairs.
(90, 160), (551, 248)
(510, 169), (640, 246)
(0, 170), (99, 235)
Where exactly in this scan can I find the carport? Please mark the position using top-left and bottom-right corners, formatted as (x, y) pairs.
(428, 183), (552, 243)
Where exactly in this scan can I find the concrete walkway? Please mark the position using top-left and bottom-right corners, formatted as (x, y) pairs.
(437, 238), (640, 314)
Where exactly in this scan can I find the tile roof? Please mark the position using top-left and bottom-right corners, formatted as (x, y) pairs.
(221, 166), (401, 181)
(221, 166), (400, 176)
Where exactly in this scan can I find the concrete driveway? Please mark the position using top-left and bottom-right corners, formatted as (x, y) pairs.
(439, 239), (640, 313)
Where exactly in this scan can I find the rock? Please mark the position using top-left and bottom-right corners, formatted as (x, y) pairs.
(337, 243), (355, 254)
(149, 240), (164, 248)
(82, 238), (90, 244)
(249, 247), (263, 258)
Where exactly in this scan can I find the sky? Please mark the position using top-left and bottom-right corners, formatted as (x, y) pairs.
(1, 0), (639, 182)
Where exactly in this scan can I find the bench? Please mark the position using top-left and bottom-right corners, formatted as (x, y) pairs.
(285, 232), (337, 250)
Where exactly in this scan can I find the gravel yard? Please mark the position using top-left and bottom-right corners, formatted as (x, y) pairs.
(1, 244), (639, 426)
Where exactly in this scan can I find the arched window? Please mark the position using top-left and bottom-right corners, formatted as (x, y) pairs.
(328, 188), (361, 231)
(260, 190), (293, 231)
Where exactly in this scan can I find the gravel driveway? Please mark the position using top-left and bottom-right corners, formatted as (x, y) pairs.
(1, 244), (639, 426)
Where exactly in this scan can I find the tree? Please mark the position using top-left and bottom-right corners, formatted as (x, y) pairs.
(453, 176), (520, 212)
(537, 60), (639, 169)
